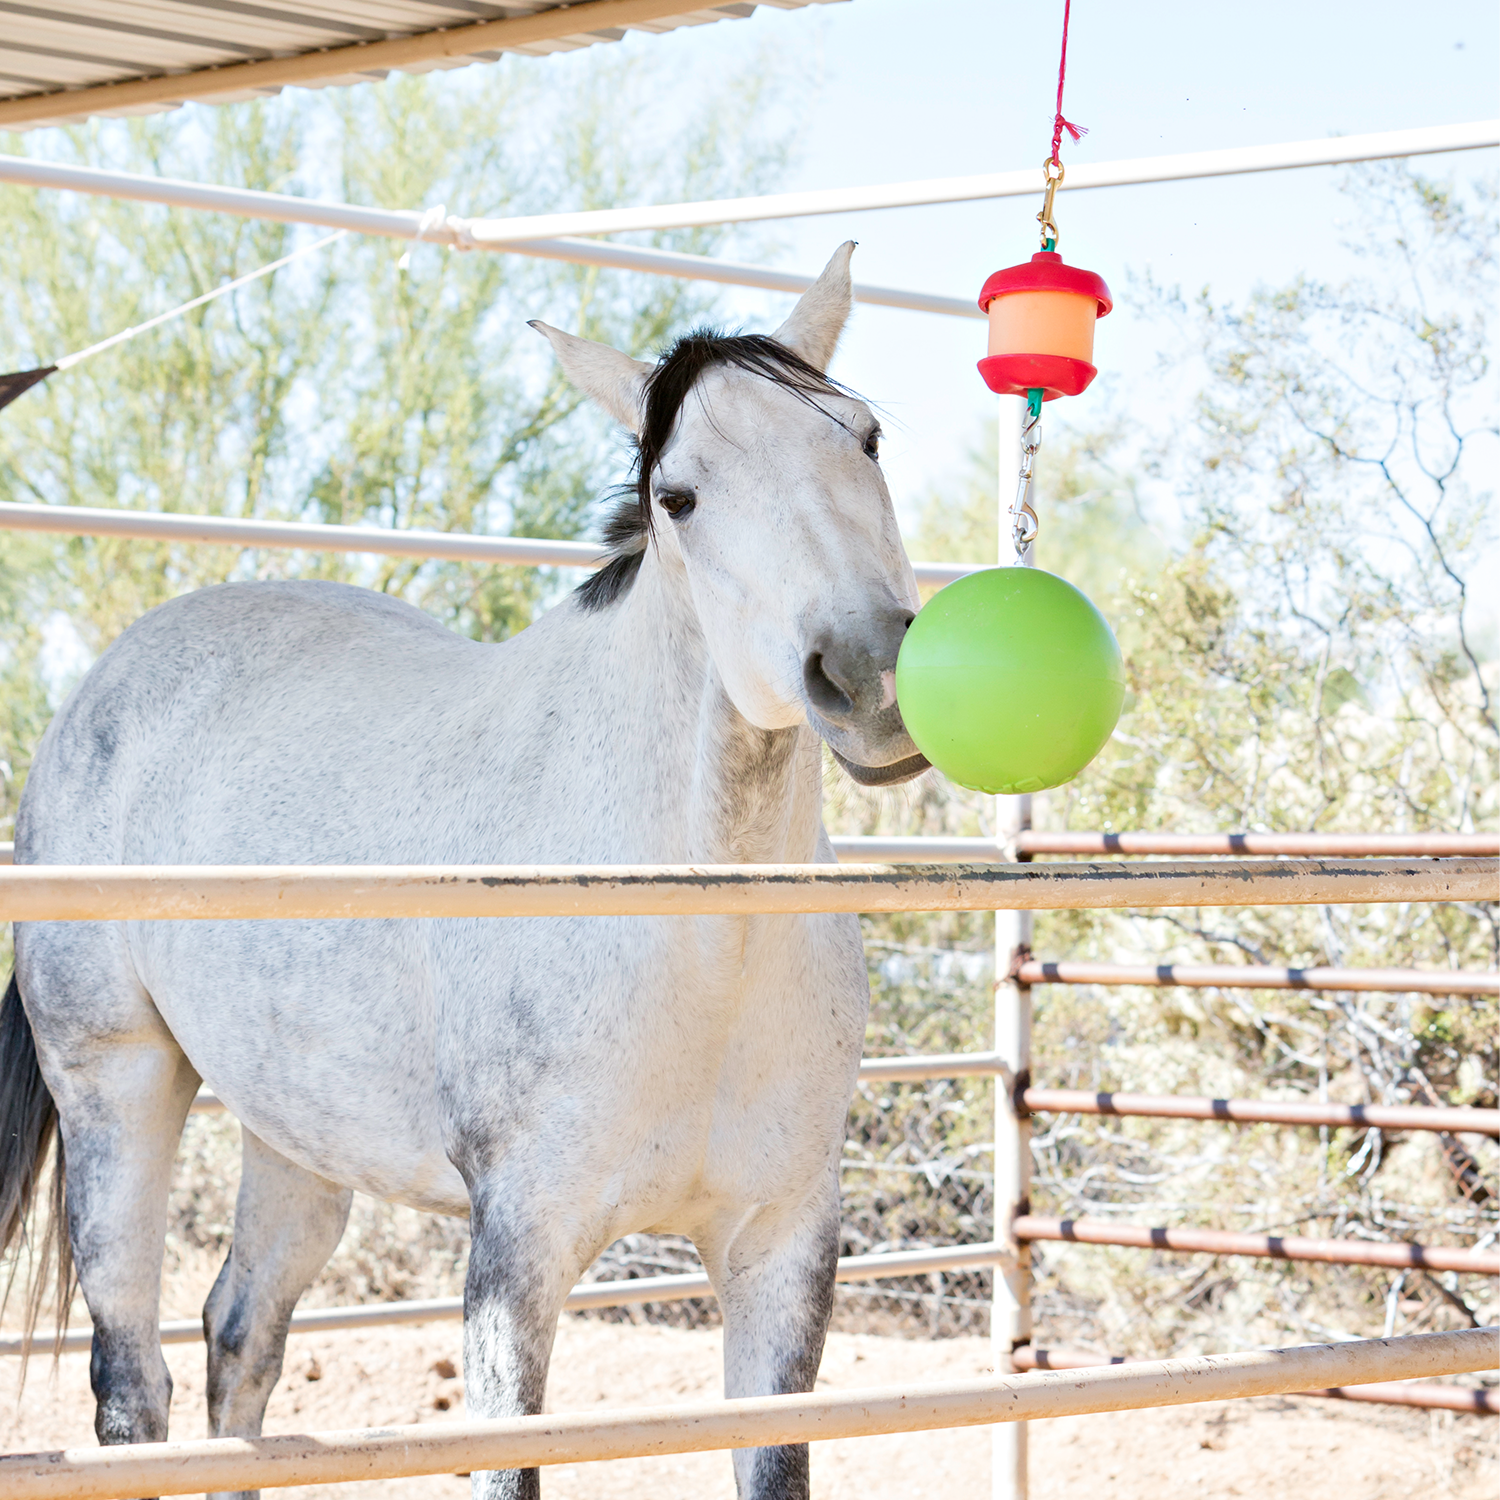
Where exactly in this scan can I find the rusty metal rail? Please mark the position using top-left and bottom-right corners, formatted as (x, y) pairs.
(1019, 1088), (1499, 1136)
(1012, 1349), (1495, 1413)
(1017, 959), (1498, 996)
(1012, 1217), (1498, 1275)
(1014, 832), (1499, 858)
(189, 1069), (1499, 1135)
(10, 836), (1494, 867)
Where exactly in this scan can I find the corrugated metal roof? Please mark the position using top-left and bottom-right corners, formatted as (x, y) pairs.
(0, 0), (843, 128)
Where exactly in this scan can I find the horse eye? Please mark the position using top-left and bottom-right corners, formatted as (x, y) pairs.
(863, 428), (881, 461)
(657, 488), (696, 520)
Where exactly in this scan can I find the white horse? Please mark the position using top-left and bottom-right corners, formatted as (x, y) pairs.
(0, 244), (928, 1500)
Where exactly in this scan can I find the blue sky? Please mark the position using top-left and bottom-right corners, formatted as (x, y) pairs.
(531, 0), (1497, 539)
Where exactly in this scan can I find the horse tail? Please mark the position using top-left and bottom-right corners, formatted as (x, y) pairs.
(0, 969), (72, 1369)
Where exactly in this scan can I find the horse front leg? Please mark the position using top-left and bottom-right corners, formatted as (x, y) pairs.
(203, 1130), (352, 1500)
(704, 1179), (841, 1500)
(462, 1174), (589, 1500)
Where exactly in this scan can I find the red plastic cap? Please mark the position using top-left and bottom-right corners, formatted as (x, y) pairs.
(977, 353), (1097, 401)
(978, 252), (1112, 318)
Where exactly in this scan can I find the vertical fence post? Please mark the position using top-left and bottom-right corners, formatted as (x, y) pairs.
(992, 793), (1033, 1500)
(992, 393), (1032, 1500)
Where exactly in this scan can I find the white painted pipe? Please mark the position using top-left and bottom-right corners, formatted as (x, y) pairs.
(0, 1329), (1489, 1498)
(189, 1052), (1008, 1114)
(0, 501), (605, 569)
(0, 1242), (1009, 1358)
(502, 237), (983, 319)
(2, 121), (1491, 250)
(833, 836), (1003, 861)
(451, 122), (1500, 242)
(0, 859), (1488, 923)
(858, 1051), (1007, 1083)
(0, 503), (977, 588)
(0, 157), (977, 322)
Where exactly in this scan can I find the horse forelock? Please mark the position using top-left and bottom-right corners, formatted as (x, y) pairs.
(575, 329), (849, 613)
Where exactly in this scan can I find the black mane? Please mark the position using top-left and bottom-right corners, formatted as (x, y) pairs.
(576, 329), (846, 611)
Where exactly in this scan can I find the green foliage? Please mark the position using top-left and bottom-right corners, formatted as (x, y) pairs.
(839, 164), (1497, 1346)
(0, 54), (796, 849)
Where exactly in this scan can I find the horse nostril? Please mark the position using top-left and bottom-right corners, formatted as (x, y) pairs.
(901, 611), (915, 630)
(803, 651), (855, 719)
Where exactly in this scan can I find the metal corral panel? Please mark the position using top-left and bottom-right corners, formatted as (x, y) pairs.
(0, 1), (844, 128)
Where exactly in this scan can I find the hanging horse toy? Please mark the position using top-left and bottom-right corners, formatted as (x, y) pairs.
(896, 1), (1125, 795)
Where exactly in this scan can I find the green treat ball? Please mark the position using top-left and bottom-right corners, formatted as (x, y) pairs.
(895, 566), (1125, 795)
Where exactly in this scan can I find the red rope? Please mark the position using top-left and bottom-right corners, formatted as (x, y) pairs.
(1049, 0), (1087, 163)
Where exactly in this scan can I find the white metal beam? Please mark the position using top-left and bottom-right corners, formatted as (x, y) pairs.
(443, 120), (1500, 242)
(2, 119), (1492, 322)
(0, 502), (978, 587)
(0, 156), (978, 321)
(0, 1240), (1008, 1357)
(0, 1330), (1489, 1498)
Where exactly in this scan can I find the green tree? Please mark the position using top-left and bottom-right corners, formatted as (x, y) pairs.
(0, 51), (797, 844)
(838, 163), (1497, 1347)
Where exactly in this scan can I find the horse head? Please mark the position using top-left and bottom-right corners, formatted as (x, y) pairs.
(530, 244), (929, 787)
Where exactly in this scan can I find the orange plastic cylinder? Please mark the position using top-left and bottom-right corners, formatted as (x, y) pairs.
(986, 288), (1097, 364)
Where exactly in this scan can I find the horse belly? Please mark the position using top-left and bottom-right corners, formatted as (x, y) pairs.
(134, 916), (468, 1215)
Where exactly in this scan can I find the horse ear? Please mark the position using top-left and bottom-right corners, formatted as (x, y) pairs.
(528, 322), (651, 432)
(773, 242), (855, 372)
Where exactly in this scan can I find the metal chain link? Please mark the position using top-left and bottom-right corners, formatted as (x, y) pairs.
(1010, 398), (1042, 560)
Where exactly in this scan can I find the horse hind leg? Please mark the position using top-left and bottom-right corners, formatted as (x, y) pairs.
(21, 977), (203, 1449)
(203, 1129), (351, 1500)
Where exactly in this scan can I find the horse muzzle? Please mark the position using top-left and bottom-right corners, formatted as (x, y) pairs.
(801, 609), (930, 786)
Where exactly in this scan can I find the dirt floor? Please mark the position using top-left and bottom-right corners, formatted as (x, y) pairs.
(2, 1319), (1493, 1499)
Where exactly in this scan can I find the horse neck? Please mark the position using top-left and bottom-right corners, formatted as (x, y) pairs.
(602, 546), (825, 866)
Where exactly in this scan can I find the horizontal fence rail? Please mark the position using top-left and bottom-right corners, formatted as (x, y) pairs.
(0, 501), (606, 568)
(495, 235), (985, 319)
(833, 833), (1500, 859)
(0, 1329), (1489, 1500)
(5, 122), (1493, 242)
(0, 1242), (1008, 1359)
(1011, 1350), (1495, 1415)
(0, 503), (975, 589)
(439, 123), (1500, 242)
(0, 167), (987, 325)
(1011, 832), (1500, 858)
(858, 1071), (1498, 1136)
(6, 835), (1496, 868)
(834, 836), (1006, 861)
(1017, 960), (1499, 996)
(1019, 1089), (1500, 1136)
(187, 1056), (1008, 1116)
(0, 859), (1490, 923)
(188, 1074), (1497, 1135)
(858, 1051), (1009, 1083)
(1012, 1217), (1498, 1275)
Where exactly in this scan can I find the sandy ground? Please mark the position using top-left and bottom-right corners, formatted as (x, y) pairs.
(2, 1319), (1493, 1499)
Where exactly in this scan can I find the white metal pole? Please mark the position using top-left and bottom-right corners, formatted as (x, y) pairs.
(992, 392), (1032, 1500)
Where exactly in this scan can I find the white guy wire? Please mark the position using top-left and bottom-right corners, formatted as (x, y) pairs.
(53, 229), (346, 372)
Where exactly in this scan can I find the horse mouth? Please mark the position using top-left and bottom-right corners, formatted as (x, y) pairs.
(830, 747), (931, 787)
